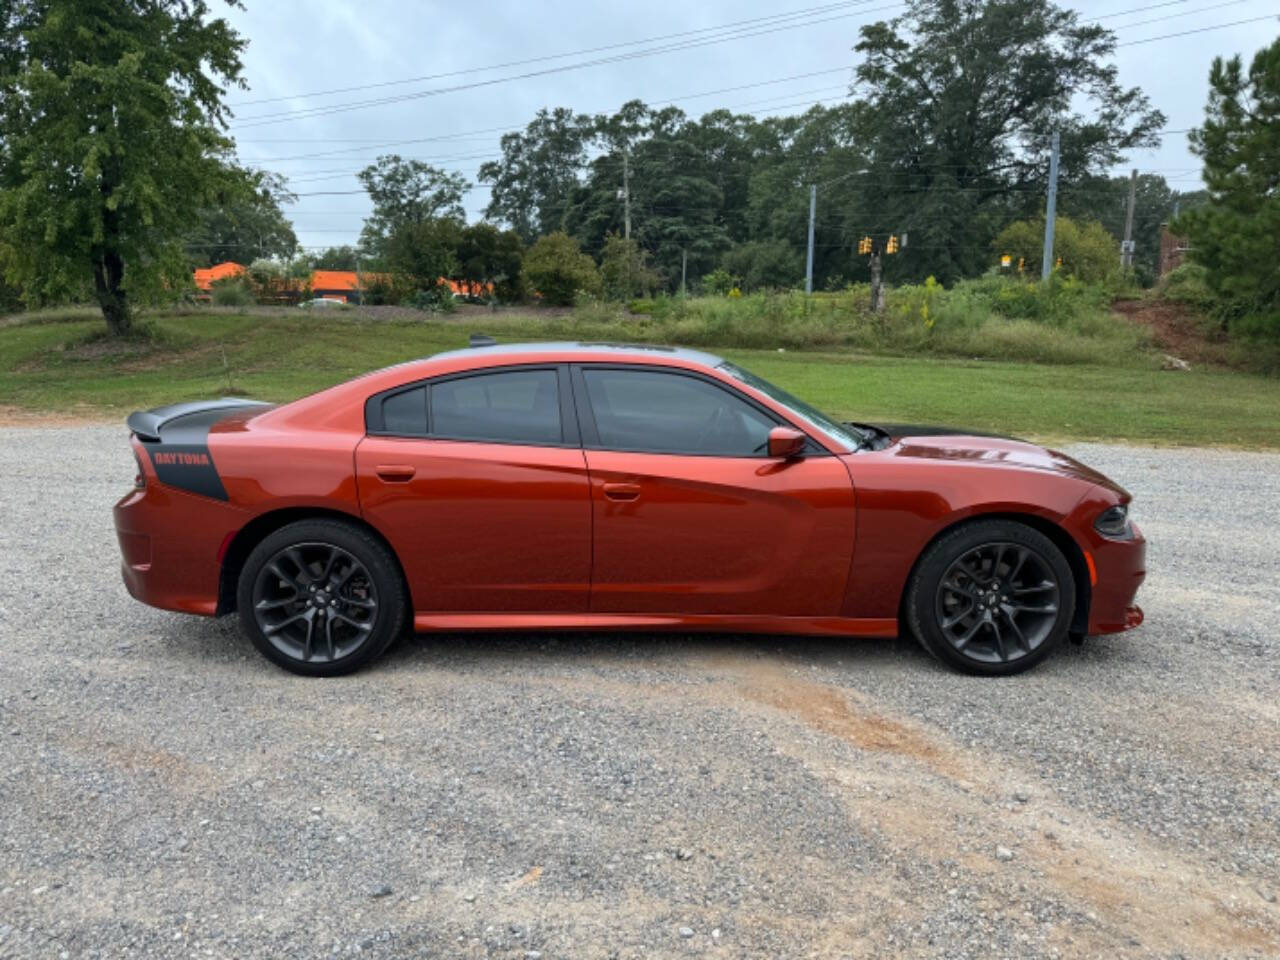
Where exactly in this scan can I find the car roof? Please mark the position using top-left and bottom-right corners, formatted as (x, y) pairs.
(428, 340), (724, 368)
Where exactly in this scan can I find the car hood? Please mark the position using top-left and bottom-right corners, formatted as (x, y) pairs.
(862, 423), (1128, 498)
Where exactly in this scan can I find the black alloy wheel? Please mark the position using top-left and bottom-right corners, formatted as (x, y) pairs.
(237, 519), (406, 676)
(907, 519), (1075, 676)
(252, 542), (377, 664)
(934, 542), (1060, 664)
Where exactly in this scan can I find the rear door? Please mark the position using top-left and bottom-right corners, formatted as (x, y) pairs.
(573, 364), (856, 616)
(356, 364), (592, 613)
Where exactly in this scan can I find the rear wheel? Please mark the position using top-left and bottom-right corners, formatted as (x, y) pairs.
(237, 519), (407, 676)
(906, 519), (1075, 676)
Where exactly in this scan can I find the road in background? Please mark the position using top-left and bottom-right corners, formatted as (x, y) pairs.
(0, 428), (1277, 958)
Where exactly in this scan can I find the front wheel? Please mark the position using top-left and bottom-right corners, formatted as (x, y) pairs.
(906, 519), (1075, 676)
(236, 519), (407, 676)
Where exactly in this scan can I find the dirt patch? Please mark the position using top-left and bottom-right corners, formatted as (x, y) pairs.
(686, 652), (1280, 956)
(1113, 298), (1228, 369)
(724, 657), (966, 780)
(0, 404), (111, 426)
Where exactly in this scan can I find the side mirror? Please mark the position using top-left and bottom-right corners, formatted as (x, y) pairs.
(767, 426), (806, 459)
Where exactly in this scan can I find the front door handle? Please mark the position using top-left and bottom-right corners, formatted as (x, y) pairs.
(375, 464), (416, 483)
(602, 481), (641, 501)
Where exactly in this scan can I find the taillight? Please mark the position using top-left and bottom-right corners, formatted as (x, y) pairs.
(133, 451), (146, 488)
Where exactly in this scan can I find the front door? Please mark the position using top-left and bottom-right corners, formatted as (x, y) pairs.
(574, 365), (856, 616)
(356, 365), (591, 613)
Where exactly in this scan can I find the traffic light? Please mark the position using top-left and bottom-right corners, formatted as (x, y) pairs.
(886, 235), (899, 254)
(858, 236), (872, 255)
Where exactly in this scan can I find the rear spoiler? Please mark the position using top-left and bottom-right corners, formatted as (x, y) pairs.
(127, 398), (270, 442)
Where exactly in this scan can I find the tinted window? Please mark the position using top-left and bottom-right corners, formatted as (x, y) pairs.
(582, 369), (774, 456)
(380, 386), (428, 435)
(431, 369), (562, 444)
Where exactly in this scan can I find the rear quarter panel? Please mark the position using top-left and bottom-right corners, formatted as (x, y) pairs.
(207, 400), (365, 517)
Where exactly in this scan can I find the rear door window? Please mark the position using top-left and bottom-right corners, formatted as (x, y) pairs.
(430, 369), (562, 445)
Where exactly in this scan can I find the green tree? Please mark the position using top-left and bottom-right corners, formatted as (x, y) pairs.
(848, 0), (1164, 283)
(309, 245), (360, 270)
(186, 170), (298, 267)
(1176, 35), (1280, 335)
(523, 232), (599, 306)
(0, 0), (247, 333)
(720, 239), (803, 292)
(479, 108), (593, 243)
(993, 216), (1120, 283)
(599, 233), (660, 300)
(357, 155), (469, 257)
(454, 223), (523, 301)
(384, 217), (462, 298)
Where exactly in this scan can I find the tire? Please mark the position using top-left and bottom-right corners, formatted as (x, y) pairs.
(906, 519), (1075, 676)
(236, 519), (407, 677)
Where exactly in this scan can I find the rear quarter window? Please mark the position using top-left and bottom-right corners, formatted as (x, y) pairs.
(380, 387), (427, 436)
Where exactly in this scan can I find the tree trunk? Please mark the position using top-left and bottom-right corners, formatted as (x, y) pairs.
(869, 253), (884, 313)
(95, 161), (131, 336)
(93, 248), (131, 335)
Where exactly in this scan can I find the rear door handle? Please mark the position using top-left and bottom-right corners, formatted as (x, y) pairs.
(602, 481), (641, 501)
(375, 464), (416, 483)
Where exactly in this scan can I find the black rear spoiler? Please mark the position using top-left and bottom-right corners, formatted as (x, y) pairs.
(127, 398), (270, 442)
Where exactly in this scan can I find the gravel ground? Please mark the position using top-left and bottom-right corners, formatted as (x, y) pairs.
(1, 427), (1277, 959)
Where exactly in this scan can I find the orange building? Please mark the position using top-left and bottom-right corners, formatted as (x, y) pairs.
(192, 261), (247, 292)
(192, 264), (489, 303)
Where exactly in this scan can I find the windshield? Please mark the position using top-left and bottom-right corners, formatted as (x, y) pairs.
(717, 361), (869, 451)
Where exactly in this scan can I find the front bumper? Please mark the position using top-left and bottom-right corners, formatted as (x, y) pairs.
(1084, 520), (1147, 635)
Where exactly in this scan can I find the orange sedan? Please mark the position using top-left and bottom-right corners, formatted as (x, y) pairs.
(115, 339), (1145, 676)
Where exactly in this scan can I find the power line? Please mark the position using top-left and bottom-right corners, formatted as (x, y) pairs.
(229, 2), (900, 128)
(231, 0), (877, 108)
(1114, 12), (1277, 45)
(247, 78), (851, 167)
(233, 0), (1234, 130)
(272, 90), (855, 187)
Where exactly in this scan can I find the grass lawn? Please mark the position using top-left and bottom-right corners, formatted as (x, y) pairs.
(2, 309), (1277, 448)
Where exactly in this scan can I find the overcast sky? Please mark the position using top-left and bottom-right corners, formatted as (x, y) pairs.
(219, 0), (1280, 253)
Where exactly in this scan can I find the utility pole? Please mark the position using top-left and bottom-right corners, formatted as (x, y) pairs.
(1041, 130), (1060, 281)
(681, 247), (687, 296)
(355, 252), (362, 305)
(622, 148), (631, 240)
(1121, 167), (1138, 272)
(805, 183), (816, 294)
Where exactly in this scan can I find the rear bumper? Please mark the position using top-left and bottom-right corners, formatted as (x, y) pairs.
(114, 483), (241, 617)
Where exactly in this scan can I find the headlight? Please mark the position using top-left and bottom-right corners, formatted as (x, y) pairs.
(1094, 504), (1131, 539)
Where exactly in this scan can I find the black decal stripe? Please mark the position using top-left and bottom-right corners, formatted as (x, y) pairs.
(146, 443), (229, 501)
(129, 401), (270, 502)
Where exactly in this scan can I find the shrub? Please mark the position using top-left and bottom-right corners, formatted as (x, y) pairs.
(993, 216), (1121, 285)
(701, 267), (738, 296)
(1158, 263), (1218, 312)
(599, 234), (661, 301)
(524, 232), (600, 306)
(209, 278), (254, 307)
(410, 282), (457, 314)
